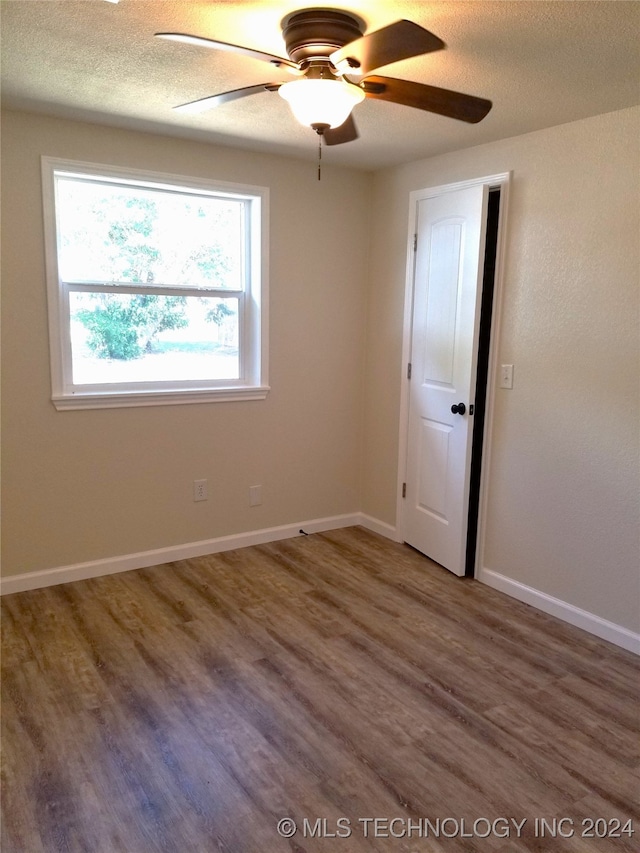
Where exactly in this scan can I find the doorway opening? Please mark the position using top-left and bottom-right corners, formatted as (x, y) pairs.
(465, 187), (501, 576)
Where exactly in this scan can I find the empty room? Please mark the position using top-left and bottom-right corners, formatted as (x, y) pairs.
(1, 1), (638, 851)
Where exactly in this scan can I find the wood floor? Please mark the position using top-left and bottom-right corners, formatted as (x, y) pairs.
(2, 527), (638, 853)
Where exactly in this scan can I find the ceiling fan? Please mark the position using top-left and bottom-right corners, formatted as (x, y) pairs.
(156, 8), (492, 146)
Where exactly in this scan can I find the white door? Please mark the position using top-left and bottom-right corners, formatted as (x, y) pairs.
(404, 184), (488, 575)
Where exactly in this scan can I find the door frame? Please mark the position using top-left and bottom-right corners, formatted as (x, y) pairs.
(396, 172), (511, 577)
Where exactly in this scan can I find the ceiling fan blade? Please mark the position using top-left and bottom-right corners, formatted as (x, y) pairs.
(330, 20), (444, 76)
(360, 75), (492, 123)
(155, 32), (301, 73)
(323, 114), (359, 146)
(174, 83), (282, 114)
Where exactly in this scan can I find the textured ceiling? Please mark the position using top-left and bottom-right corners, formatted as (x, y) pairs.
(1, 1), (639, 170)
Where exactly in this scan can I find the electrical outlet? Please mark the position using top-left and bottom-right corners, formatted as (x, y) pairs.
(249, 485), (262, 507)
(193, 479), (208, 502)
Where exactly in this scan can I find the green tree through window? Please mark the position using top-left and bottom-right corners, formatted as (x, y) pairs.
(63, 189), (238, 362)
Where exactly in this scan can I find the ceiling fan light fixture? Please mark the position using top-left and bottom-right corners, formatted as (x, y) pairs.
(278, 77), (364, 129)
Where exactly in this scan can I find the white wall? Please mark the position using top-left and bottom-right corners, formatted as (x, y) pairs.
(0, 110), (371, 577)
(363, 106), (640, 636)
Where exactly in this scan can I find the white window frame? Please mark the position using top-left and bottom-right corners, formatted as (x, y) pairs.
(41, 157), (269, 410)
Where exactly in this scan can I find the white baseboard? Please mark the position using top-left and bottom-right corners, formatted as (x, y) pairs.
(479, 566), (640, 656)
(0, 513), (400, 597)
(12, 521), (634, 657)
(358, 513), (401, 541)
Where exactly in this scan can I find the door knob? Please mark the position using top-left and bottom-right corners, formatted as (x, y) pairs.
(451, 402), (466, 415)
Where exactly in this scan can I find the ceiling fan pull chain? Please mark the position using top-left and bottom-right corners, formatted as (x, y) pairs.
(318, 132), (322, 181)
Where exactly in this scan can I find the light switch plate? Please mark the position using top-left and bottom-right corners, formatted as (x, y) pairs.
(500, 364), (514, 389)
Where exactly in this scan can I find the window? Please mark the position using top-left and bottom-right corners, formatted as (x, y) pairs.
(42, 157), (269, 409)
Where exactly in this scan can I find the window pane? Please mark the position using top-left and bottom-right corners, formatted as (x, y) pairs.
(69, 293), (239, 384)
(57, 178), (244, 289)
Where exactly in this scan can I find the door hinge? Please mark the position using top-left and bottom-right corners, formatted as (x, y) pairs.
(402, 482), (407, 498)
(413, 233), (417, 252)
(407, 362), (412, 380)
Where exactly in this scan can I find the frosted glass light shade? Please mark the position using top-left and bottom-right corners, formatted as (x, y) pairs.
(279, 78), (365, 129)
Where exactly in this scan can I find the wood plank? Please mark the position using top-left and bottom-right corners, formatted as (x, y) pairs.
(2, 527), (638, 852)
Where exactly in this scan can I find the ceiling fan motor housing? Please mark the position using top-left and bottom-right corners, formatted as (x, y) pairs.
(282, 10), (364, 67)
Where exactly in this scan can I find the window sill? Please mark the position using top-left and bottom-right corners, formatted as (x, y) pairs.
(52, 386), (270, 411)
